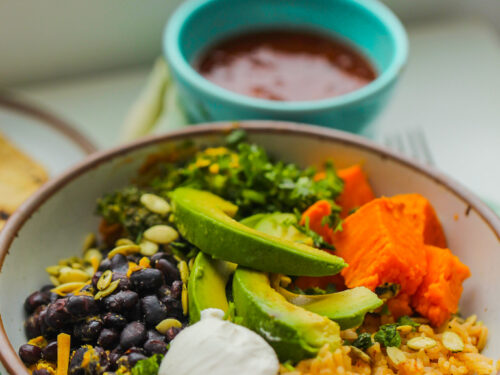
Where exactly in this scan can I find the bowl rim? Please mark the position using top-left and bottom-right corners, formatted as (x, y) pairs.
(163, 0), (409, 112)
(1, 121), (498, 374)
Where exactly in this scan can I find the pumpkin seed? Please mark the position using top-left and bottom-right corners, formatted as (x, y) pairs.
(181, 284), (188, 316)
(115, 238), (135, 247)
(144, 225), (178, 244)
(46, 265), (61, 276)
(107, 244), (141, 259)
(82, 233), (96, 251)
(178, 261), (189, 284)
(140, 194), (171, 215)
(94, 280), (120, 300)
(407, 336), (437, 350)
(58, 268), (91, 284)
(349, 346), (371, 363)
(51, 282), (87, 296)
(97, 270), (113, 291)
(84, 248), (102, 263)
(397, 325), (413, 335)
(139, 240), (159, 256)
(387, 346), (406, 366)
(156, 318), (182, 335)
(442, 331), (464, 352)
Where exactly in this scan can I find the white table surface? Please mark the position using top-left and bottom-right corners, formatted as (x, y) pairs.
(9, 17), (500, 210)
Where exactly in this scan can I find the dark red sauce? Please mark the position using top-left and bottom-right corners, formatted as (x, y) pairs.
(195, 29), (377, 102)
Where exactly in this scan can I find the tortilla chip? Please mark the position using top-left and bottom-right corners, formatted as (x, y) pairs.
(0, 133), (48, 229)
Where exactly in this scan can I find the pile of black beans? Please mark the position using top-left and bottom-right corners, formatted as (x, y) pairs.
(20, 251), (186, 375)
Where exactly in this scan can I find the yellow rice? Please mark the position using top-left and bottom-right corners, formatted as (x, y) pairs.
(280, 315), (500, 375)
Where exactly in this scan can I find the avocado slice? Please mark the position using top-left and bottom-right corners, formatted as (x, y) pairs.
(233, 267), (341, 362)
(240, 212), (313, 245)
(171, 188), (346, 276)
(274, 282), (382, 330)
(188, 252), (237, 323)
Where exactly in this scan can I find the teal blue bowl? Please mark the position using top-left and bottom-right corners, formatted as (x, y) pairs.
(164, 0), (408, 135)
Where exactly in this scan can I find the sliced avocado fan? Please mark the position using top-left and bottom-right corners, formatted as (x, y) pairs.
(188, 252), (237, 323)
(271, 277), (382, 330)
(245, 213), (383, 329)
(171, 188), (346, 276)
(233, 267), (341, 362)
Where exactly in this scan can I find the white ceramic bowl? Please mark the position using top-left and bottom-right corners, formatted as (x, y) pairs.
(1, 122), (499, 374)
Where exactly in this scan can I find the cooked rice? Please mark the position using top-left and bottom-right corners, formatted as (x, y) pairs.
(280, 315), (500, 375)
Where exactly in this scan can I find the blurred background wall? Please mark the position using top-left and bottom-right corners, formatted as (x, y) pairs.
(1, 0), (499, 86)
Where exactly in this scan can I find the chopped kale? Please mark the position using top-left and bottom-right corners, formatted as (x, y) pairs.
(374, 324), (401, 348)
(149, 138), (344, 219)
(131, 354), (163, 375)
(397, 315), (420, 331)
(351, 332), (374, 350)
(96, 186), (166, 241)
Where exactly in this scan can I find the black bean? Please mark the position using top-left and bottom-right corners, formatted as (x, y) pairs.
(37, 308), (50, 335)
(127, 352), (147, 367)
(102, 290), (138, 313)
(98, 258), (111, 272)
(68, 347), (86, 375)
(25, 313), (42, 339)
(92, 271), (103, 290)
(40, 285), (54, 292)
(141, 295), (167, 327)
(19, 344), (42, 365)
(165, 326), (181, 342)
(144, 339), (168, 355)
(124, 303), (142, 322)
(149, 252), (165, 264)
(155, 259), (180, 285)
(66, 295), (99, 318)
(110, 254), (129, 274)
(170, 280), (183, 299)
(112, 273), (131, 291)
(108, 350), (121, 369)
(49, 292), (59, 303)
(127, 346), (145, 354)
(97, 328), (119, 349)
(161, 296), (183, 319)
(73, 317), (103, 342)
(24, 291), (51, 314)
(120, 321), (146, 349)
(130, 268), (163, 294)
(33, 370), (51, 375)
(44, 299), (71, 329)
(146, 329), (165, 342)
(102, 312), (127, 330)
(41, 340), (58, 362)
(127, 254), (142, 264)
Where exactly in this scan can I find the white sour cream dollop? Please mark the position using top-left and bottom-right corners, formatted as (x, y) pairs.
(159, 308), (279, 375)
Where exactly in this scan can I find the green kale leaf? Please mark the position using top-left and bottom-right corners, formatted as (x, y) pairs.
(374, 324), (401, 348)
(351, 332), (374, 350)
(96, 186), (166, 242)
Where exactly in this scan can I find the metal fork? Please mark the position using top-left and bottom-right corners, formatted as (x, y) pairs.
(383, 128), (435, 166)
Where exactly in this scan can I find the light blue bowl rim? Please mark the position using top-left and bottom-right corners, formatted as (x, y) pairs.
(164, 0), (409, 112)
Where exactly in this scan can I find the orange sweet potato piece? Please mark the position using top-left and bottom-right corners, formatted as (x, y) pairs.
(314, 165), (375, 218)
(336, 165), (375, 218)
(387, 293), (413, 320)
(390, 194), (447, 248)
(300, 200), (335, 244)
(333, 198), (427, 296)
(411, 245), (471, 327)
